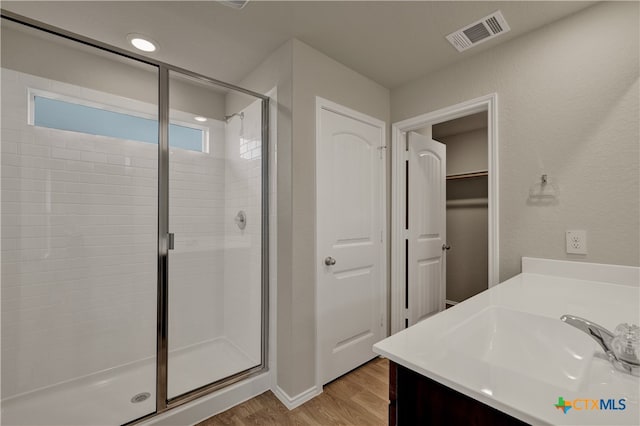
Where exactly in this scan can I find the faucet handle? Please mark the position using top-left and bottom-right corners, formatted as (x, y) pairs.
(612, 323), (640, 365)
(561, 314), (640, 375)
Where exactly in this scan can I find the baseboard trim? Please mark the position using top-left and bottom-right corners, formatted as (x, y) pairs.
(272, 384), (322, 410)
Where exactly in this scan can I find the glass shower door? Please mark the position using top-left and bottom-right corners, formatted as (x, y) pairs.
(2, 13), (270, 423)
(1, 19), (158, 425)
(166, 71), (265, 399)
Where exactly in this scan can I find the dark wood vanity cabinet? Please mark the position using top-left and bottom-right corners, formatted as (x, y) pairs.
(388, 361), (529, 426)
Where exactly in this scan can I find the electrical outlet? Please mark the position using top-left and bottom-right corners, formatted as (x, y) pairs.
(566, 230), (587, 254)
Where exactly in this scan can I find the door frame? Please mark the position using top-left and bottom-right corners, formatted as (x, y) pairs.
(315, 96), (387, 391)
(390, 93), (498, 334)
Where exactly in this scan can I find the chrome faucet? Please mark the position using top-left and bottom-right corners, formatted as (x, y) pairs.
(561, 314), (639, 376)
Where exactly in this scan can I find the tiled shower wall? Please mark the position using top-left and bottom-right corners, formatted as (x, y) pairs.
(168, 122), (226, 352)
(0, 69), (226, 398)
(223, 99), (263, 363)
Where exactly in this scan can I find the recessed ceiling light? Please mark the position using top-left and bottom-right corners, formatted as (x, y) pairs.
(127, 34), (158, 52)
(194, 116), (207, 122)
(220, 0), (250, 9)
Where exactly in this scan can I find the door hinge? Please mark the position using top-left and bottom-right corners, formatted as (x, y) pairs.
(377, 145), (387, 159)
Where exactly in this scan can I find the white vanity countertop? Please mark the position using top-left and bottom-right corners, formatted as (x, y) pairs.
(373, 258), (640, 425)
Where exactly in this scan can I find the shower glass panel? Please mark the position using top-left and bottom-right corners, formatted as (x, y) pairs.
(1, 19), (158, 425)
(167, 71), (264, 399)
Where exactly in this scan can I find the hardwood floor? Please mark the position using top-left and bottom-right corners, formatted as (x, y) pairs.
(197, 357), (389, 426)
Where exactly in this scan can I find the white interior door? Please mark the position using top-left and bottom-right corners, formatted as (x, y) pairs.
(317, 98), (385, 385)
(407, 131), (446, 326)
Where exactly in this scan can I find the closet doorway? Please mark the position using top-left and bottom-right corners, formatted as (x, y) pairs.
(390, 95), (499, 334)
(432, 112), (489, 308)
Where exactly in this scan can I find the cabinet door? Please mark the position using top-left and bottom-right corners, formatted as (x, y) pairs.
(393, 362), (528, 425)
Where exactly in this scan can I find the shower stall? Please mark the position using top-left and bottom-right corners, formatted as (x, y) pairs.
(0, 13), (269, 426)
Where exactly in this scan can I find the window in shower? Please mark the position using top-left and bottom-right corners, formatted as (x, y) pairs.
(30, 91), (209, 152)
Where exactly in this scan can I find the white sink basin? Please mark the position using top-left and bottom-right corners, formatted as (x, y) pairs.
(374, 262), (640, 425)
(444, 307), (596, 391)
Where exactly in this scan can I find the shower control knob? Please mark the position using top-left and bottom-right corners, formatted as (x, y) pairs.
(324, 256), (337, 266)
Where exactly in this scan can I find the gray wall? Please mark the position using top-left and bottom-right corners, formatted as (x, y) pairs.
(434, 129), (488, 176)
(232, 40), (295, 395)
(392, 1), (640, 280)
(446, 178), (489, 303)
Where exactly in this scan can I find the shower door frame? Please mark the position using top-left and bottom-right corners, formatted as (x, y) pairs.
(0, 10), (270, 423)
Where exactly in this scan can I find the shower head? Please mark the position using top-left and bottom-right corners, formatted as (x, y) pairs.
(224, 112), (244, 122)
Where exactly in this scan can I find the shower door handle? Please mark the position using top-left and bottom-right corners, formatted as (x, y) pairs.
(167, 233), (175, 250)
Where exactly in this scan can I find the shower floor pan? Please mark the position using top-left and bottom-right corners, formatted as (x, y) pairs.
(1, 338), (257, 426)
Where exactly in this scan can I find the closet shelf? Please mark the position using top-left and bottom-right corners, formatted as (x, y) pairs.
(446, 170), (488, 180)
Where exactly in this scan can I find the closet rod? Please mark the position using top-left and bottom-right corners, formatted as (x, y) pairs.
(446, 170), (488, 180)
(447, 198), (488, 208)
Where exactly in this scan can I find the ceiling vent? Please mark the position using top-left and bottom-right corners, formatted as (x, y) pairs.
(446, 10), (510, 52)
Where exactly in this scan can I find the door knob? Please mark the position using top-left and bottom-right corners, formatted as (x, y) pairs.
(324, 256), (337, 266)
(442, 244), (451, 251)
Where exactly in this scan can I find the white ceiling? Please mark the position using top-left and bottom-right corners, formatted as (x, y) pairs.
(2, 1), (595, 88)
